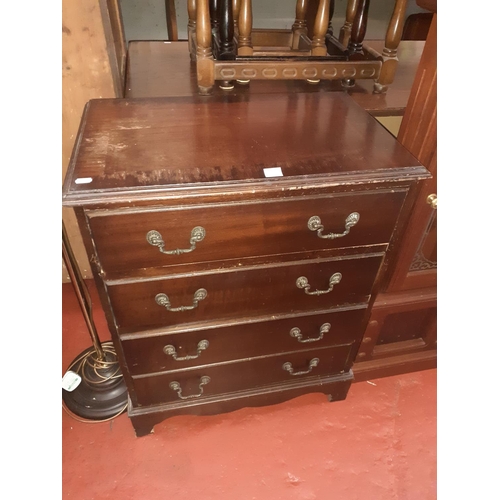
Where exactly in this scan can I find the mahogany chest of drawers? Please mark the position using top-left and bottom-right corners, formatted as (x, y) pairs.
(62, 92), (429, 436)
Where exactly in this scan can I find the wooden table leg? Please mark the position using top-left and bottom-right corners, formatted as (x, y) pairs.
(218, 0), (235, 59)
(374, 0), (408, 94)
(342, 0), (369, 88)
(196, 0), (215, 94)
(347, 0), (370, 55)
(233, 0), (241, 39)
(292, 0), (309, 50)
(188, 0), (197, 61)
(165, 0), (178, 41)
(218, 0), (236, 89)
(238, 0), (253, 56)
(310, 0), (331, 56)
(339, 0), (358, 47)
(326, 0), (335, 38)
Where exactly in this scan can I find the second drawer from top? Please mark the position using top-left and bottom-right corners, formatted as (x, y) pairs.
(107, 253), (384, 333)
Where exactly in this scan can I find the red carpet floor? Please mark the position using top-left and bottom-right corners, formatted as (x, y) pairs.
(62, 281), (437, 500)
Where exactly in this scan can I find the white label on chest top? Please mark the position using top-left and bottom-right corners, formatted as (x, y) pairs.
(263, 167), (283, 178)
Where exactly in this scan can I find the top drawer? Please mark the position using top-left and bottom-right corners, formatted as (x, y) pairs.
(88, 190), (406, 279)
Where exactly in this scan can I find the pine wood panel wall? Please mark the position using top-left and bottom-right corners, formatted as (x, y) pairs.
(62, 0), (125, 282)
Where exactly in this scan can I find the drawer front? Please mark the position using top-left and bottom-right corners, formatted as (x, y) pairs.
(122, 307), (367, 376)
(108, 254), (383, 333)
(88, 190), (405, 278)
(131, 344), (355, 407)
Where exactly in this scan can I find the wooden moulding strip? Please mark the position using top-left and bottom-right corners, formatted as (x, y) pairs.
(352, 349), (436, 382)
(214, 60), (382, 81)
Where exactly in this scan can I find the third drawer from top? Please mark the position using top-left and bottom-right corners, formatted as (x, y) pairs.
(121, 306), (368, 376)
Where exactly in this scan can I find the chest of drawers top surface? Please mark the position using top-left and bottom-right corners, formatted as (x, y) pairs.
(62, 93), (428, 206)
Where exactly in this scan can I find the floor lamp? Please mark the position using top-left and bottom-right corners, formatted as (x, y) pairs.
(62, 222), (128, 421)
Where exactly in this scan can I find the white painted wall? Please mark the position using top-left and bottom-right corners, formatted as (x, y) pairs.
(119, 0), (428, 42)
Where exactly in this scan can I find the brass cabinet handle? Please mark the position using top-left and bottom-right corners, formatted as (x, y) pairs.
(296, 273), (342, 296)
(163, 340), (209, 361)
(282, 358), (319, 376)
(290, 323), (331, 343)
(146, 227), (206, 255)
(169, 376), (211, 400)
(155, 289), (207, 312)
(426, 194), (437, 209)
(308, 213), (360, 239)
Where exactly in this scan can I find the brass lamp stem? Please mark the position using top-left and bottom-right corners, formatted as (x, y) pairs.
(62, 222), (106, 361)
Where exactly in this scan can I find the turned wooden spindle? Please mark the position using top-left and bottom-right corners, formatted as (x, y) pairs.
(196, 0), (215, 94)
(233, 0), (241, 36)
(218, 0), (235, 59)
(188, 0), (197, 61)
(326, 0), (336, 38)
(292, 0), (309, 50)
(238, 0), (253, 56)
(339, 0), (358, 47)
(374, 0), (408, 93)
(218, 0), (235, 89)
(165, 0), (179, 41)
(348, 0), (370, 54)
(210, 0), (219, 31)
(310, 0), (331, 56)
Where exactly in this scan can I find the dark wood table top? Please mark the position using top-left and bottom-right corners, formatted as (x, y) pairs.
(63, 92), (429, 206)
(124, 40), (424, 117)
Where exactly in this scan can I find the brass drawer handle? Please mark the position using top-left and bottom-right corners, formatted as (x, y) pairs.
(146, 227), (206, 255)
(282, 358), (319, 376)
(290, 323), (331, 343)
(169, 376), (211, 400)
(308, 213), (360, 239)
(163, 340), (209, 361)
(155, 289), (207, 312)
(296, 273), (342, 296)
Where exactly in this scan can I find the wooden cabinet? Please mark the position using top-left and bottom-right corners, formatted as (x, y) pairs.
(62, 92), (429, 436)
(353, 13), (437, 380)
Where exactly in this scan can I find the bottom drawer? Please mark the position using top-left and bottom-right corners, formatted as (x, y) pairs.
(131, 344), (355, 407)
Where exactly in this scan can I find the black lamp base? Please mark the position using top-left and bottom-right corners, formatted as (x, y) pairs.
(62, 345), (128, 421)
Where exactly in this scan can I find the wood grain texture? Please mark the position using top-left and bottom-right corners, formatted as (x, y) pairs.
(62, 93), (427, 204)
(62, 0), (122, 281)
